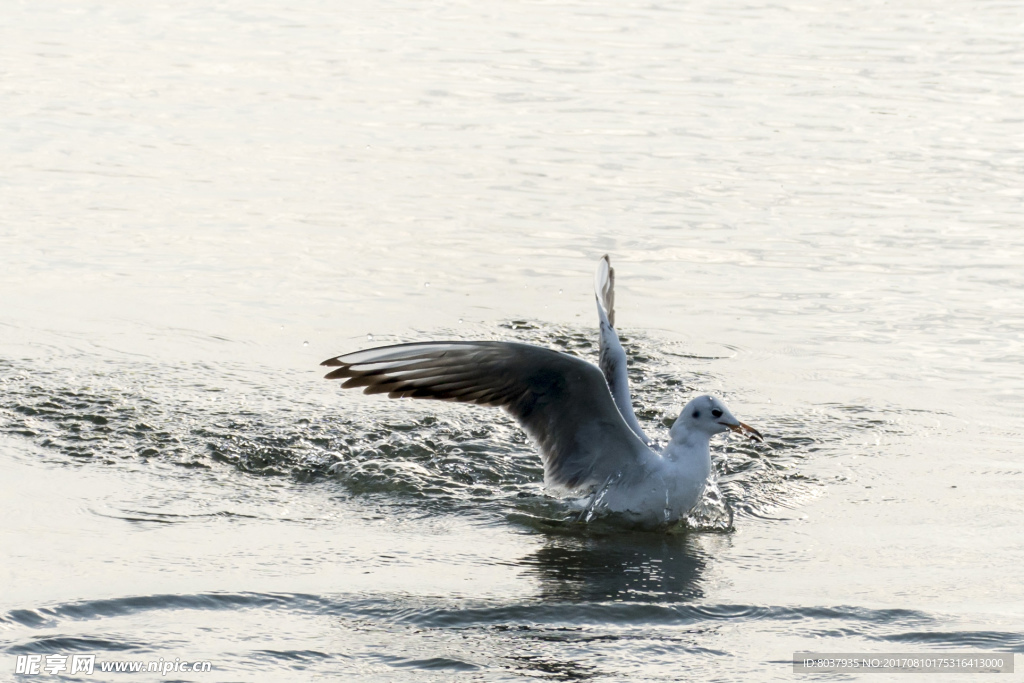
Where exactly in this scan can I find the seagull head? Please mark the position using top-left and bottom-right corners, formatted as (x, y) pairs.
(670, 395), (763, 443)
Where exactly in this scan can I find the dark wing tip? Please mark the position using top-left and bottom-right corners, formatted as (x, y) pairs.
(323, 367), (353, 380)
(321, 357), (343, 367)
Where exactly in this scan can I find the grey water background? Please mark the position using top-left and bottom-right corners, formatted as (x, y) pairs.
(2, 0), (1023, 680)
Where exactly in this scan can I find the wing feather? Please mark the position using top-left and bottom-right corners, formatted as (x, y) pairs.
(594, 256), (651, 444)
(321, 341), (656, 489)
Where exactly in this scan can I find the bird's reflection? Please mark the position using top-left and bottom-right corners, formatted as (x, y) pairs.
(519, 530), (723, 603)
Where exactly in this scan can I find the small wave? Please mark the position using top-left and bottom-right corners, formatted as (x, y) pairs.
(375, 655), (480, 671)
(252, 649), (341, 663)
(1, 592), (318, 630)
(337, 599), (937, 630)
(2, 590), (937, 633)
(8, 636), (142, 654)
(870, 629), (1024, 650)
(9, 590), (1008, 663)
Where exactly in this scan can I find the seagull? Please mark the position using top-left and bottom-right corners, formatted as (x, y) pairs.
(321, 256), (761, 526)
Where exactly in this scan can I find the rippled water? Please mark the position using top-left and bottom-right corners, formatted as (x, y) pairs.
(3, 0), (1023, 680)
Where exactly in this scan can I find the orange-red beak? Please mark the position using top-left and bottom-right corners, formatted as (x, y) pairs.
(722, 421), (763, 442)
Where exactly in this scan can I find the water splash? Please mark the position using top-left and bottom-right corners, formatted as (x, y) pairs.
(684, 477), (734, 532)
(0, 320), (879, 531)
(576, 474), (620, 524)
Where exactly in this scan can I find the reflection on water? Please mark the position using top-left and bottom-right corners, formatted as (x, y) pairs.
(521, 532), (713, 603)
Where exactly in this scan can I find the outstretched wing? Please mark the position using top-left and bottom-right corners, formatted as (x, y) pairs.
(321, 341), (657, 489)
(594, 255), (651, 444)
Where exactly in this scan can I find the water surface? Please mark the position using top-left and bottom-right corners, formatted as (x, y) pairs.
(2, 0), (1023, 680)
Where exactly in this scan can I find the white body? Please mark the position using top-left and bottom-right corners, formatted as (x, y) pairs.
(584, 395), (731, 525)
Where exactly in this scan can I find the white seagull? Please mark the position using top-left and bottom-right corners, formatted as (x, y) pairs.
(322, 256), (761, 526)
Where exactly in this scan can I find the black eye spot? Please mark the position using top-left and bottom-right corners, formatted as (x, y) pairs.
(692, 410), (701, 419)
(712, 409), (723, 418)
